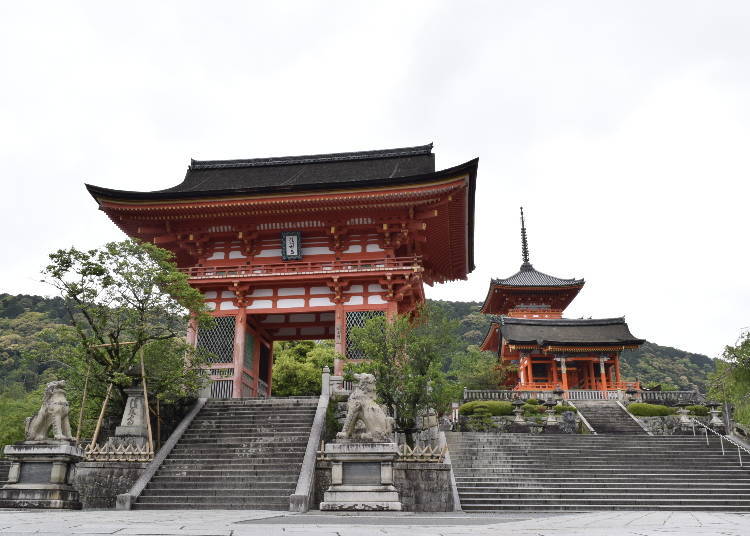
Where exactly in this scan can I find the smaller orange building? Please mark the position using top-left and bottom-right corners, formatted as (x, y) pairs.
(479, 209), (643, 392)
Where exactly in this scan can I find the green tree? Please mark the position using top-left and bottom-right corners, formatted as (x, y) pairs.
(347, 305), (455, 446)
(709, 330), (750, 428)
(40, 239), (211, 415)
(449, 345), (514, 390)
(271, 340), (336, 396)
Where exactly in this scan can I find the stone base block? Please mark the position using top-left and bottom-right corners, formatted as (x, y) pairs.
(320, 500), (402, 511)
(0, 486), (81, 510)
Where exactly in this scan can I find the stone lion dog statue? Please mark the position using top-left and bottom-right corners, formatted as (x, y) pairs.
(337, 373), (394, 442)
(25, 380), (74, 442)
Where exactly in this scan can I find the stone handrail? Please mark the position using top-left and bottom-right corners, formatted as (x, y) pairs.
(116, 397), (207, 510)
(692, 418), (750, 467)
(566, 400), (596, 435)
(438, 431), (462, 512)
(289, 367), (330, 512)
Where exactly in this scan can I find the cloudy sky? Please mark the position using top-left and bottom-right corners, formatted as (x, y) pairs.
(1, 1), (748, 357)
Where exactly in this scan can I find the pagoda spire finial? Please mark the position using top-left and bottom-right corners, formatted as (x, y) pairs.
(520, 206), (532, 270)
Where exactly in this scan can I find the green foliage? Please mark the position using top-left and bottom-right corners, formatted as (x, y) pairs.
(555, 404), (577, 414)
(686, 405), (709, 416)
(324, 397), (342, 442)
(628, 402), (676, 417)
(525, 398), (541, 405)
(458, 400), (512, 416)
(466, 408), (496, 432)
(448, 345), (514, 390)
(0, 385), (43, 454)
(271, 340), (336, 397)
(709, 330), (750, 427)
(523, 403), (544, 414)
(346, 304), (455, 446)
(40, 239), (211, 412)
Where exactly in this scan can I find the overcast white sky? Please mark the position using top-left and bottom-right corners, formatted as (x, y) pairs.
(1, 1), (748, 358)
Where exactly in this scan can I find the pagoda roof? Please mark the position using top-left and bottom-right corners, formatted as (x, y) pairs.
(498, 316), (644, 348)
(86, 144), (439, 201)
(491, 262), (584, 288)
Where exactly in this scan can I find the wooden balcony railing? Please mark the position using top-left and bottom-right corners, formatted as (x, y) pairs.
(180, 256), (421, 280)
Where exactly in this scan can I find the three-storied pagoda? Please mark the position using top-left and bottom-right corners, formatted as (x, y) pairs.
(480, 209), (643, 393)
(86, 144), (477, 397)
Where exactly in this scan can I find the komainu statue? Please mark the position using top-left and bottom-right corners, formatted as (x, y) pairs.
(24, 380), (74, 442)
(337, 373), (394, 442)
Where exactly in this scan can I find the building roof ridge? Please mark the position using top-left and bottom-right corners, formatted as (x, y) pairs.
(500, 316), (627, 326)
(189, 143), (434, 170)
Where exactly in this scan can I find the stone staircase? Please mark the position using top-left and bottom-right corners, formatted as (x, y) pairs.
(446, 433), (750, 511)
(574, 400), (646, 434)
(134, 397), (318, 510)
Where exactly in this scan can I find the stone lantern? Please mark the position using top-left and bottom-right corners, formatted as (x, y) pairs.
(512, 399), (526, 424)
(552, 388), (565, 405)
(625, 388), (638, 403)
(706, 401), (724, 431)
(543, 399), (558, 426)
(676, 401), (692, 434)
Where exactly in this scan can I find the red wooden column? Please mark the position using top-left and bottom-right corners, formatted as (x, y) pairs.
(588, 360), (596, 389)
(558, 356), (569, 391)
(599, 356), (608, 393)
(551, 360), (559, 386)
(232, 308), (247, 398)
(333, 302), (345, 376)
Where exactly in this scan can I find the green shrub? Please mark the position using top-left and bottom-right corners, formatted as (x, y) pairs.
(687, 405), (709, 416)
(525, 398), (542, 405)
(523, 403), (544, 414)
(459, 400), (512, 416)
(466, 408), (496, 432)
(554, 404), (577, 414)
(628, 403), (676, 417)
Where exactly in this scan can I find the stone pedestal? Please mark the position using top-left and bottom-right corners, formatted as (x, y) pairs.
(0, 442), (84, 509)
(320, 442), (402, 511)
(104, 385), (149, 450)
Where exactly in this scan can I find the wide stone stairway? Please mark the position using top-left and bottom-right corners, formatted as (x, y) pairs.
(446, 433), (750, 511)
(134, 397), (317, 510)
(573, 400), (647, 434)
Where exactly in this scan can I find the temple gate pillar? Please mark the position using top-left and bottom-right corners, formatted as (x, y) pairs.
(551, 360), (559, 386)
(334, 302), (345, 376)
(614, 356), (622, 384)
(599, 356), (608, 392)
(232, 309), (247, 397)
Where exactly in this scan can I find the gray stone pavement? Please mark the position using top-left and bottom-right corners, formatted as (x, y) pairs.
(0, 509), (749, 536)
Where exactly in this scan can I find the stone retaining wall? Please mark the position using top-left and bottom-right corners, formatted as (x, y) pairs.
(73, 462), (148, 509)
(637, 416), (710, 435)
(314, 461), (453, 512)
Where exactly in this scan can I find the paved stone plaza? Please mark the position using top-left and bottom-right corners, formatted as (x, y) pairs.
(0, 510), (749, 536)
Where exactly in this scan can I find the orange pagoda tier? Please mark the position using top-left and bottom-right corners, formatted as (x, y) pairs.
(479, 209), (643, 393)
(86, 144), (478, 397)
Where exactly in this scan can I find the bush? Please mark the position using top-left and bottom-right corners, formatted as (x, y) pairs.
(554, 404), (577, 414)
(687, 405), (710, 416)
(466, 408), (496, 432)
(525, 398), (542, 405)
(459, 400), (512, 416)
(522, 403), (544, 414)
(628, 403), (676, 417)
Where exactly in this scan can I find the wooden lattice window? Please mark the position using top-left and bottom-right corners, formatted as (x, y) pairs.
(197, 316), (235, 363)
(346, 310), (384, 359)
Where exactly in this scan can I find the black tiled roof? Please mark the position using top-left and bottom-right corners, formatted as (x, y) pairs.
(499, 317), (644, 347)
(167, 144), (435, 194)
(492, 262), (584, 288)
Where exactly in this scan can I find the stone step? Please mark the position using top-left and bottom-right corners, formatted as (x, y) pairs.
(147, 479), (297, 488)
(457, 482), (750, 490)
(140, 487), (295, 497)
(133, 501), (289, 510)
